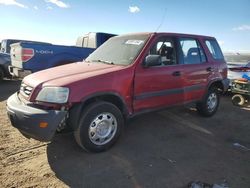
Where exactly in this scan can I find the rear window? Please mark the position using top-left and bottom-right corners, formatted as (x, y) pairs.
(205, 40), (224, 60)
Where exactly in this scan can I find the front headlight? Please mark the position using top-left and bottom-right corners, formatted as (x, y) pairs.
(36, 87), (69, 104)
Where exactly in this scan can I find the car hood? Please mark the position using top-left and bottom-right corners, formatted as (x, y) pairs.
(23, 61), (125, 87)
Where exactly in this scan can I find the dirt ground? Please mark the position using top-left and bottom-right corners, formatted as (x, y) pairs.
(0, 80), (250, 188)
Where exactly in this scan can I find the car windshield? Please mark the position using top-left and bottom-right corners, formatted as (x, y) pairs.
(86, 34), (150, 66)
(224, 53), (250, 63)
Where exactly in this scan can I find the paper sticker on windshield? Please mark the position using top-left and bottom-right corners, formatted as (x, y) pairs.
(125, 40), (144, 45)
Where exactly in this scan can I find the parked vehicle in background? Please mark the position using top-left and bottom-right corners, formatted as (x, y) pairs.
(0, 39), (35, 81)
(224, 53), (250, 85)
(9, 32), (116, 78)
(0, 53), (11, 81)
(231, 77), (250, 106)
(7, 32), (229, 152)
(1, 39), (26, 54)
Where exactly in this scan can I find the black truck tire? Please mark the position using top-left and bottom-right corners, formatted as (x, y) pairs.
(232, 94), (245, 106)
(0, 68), (4, 81)
(196, 87), (220, 117)
(74, 101), (124, 152)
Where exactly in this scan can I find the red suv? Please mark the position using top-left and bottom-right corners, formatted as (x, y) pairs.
(7, 32), (229, 152)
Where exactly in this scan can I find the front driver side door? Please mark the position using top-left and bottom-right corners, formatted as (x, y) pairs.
(133, 36), (184, 113)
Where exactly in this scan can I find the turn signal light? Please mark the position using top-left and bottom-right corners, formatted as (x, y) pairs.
(39, 122), (48, 128)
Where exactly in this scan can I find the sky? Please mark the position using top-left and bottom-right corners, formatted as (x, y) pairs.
(0, 0), (250, 52)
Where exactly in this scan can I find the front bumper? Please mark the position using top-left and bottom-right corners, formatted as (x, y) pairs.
(6, 93), (67, 142)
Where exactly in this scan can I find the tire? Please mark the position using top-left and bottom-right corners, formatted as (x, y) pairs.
(232, 94), (245, 106)
(0, 68), (4, 82)
(196, 87), (220, 117)
(74, 101), (124, 152)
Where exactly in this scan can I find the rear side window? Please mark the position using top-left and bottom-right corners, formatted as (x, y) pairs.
(179, 38), (206, 64)
(205, 40), (224, 60)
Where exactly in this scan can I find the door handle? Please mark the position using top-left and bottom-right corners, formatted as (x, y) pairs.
(172, 71), (181, 76)
(206, 67), (214, 72)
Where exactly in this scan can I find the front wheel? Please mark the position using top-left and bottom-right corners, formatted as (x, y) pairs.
(196, 87), (220, 117)
(74, 101), (124, 152)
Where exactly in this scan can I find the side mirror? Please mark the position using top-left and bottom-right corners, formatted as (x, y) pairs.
(144, 55), (161, 67)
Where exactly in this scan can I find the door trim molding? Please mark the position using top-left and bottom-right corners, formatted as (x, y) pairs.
(134, 84), (204, 100)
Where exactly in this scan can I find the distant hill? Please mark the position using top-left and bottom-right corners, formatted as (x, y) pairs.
(223, 52), (250, 63)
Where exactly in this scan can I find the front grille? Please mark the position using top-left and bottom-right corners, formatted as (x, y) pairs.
(20, 82), (33, 97)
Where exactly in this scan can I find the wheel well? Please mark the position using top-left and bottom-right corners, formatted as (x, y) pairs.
(67, 94), (128, 130)
(209, 81), (224, 93)
(83, 94), (127, 116)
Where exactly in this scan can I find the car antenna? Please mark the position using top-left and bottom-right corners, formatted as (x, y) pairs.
(155, 8), (167, 32)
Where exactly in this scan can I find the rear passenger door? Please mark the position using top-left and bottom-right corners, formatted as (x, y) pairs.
(177, 37), (212, 102)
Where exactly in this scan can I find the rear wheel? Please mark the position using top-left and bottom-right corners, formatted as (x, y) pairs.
(74, 101), (124, 152)
(232, 94), (245, 106)
(196, 87), (220, 117)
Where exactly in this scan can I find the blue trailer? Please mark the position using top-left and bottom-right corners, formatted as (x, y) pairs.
(9, 32), (116, 77)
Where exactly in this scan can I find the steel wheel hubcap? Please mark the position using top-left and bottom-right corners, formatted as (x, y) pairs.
(207, 93), (217, 112)
(88, 112), (117, 145)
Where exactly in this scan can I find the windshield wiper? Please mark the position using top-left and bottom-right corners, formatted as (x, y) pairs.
(91, 59), (114, 65)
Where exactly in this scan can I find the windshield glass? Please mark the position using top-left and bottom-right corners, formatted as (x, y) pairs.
(86, 34), (150, 65)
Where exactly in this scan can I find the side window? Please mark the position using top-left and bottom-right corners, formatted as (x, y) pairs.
(179, 38), (206, 64)
(76, 36), (88, 47)
(205, 40), (224, 60)
(87, 33), (97, 48)
(149, 37), (177, 66)
(83, 37), (88, 47)
(78, 35), (96, 49)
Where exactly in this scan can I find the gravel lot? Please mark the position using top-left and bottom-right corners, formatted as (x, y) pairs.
(0, 80), (250, 188)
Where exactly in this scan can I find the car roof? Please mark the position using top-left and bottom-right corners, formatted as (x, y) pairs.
(118, 32), (215, 39)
